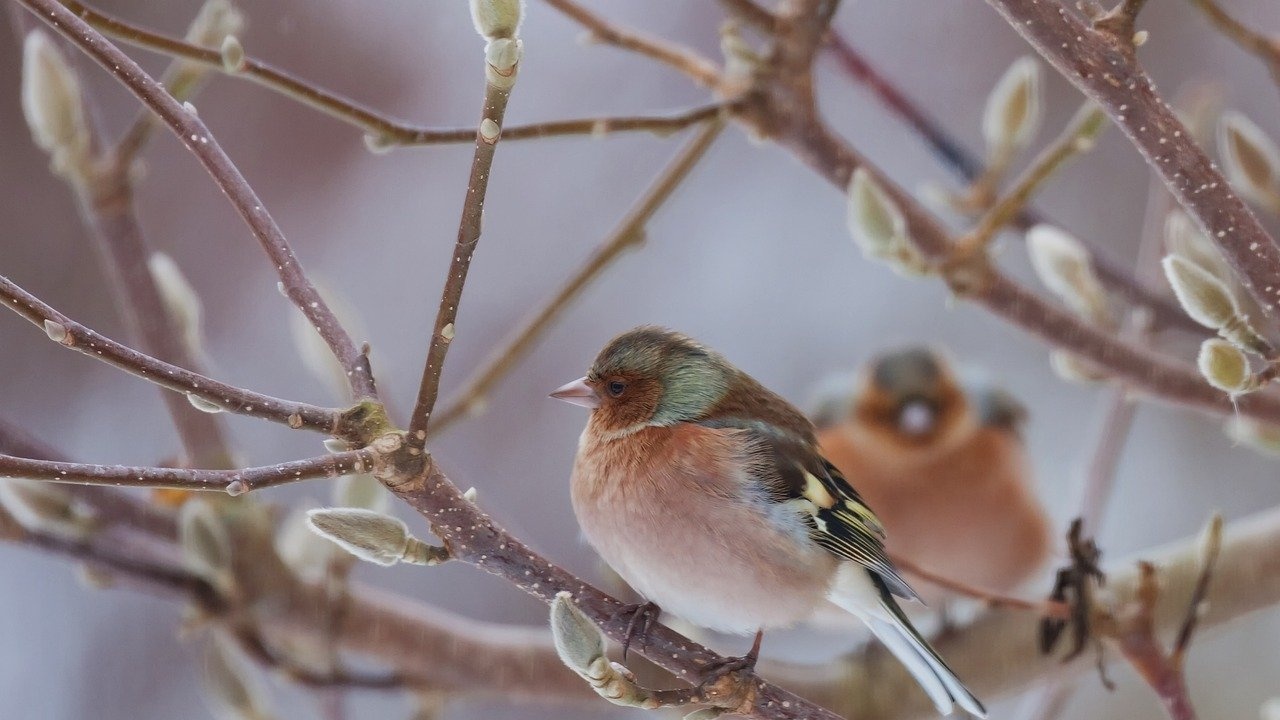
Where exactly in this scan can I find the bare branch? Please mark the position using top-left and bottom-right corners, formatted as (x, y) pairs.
(17, 0), (376, 399)
(822, 31), (1200, 333)
(429, 117), (727, 437)
(985, 0), (1280, 318)
(541, 0), (723, 88)
(56, 0), (716, 148)
(890, 553), (1071, 619)
(407, 39), (520, 443)
(957, 103), (1107, 255)
(75, 143), (235, 469)
(0, 274), (339, 434)
(0, 450), (373, 495)
(1186, 0), (1280, 85)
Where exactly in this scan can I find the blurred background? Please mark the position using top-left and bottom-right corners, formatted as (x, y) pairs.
(1, 0), (1279, 718)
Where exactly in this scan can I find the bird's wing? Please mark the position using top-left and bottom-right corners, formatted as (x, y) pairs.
(697, 418), (920, 601)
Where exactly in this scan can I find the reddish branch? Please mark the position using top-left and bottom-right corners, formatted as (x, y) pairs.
(406, 42), (518, 442)
(16, 0), (376, 400)
(0, 450), (373, 494)
(985, 0), (1280, 317)
(0, 274), (339, 434)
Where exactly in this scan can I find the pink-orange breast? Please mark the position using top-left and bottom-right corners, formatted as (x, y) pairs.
(819, 425), (1053, 597)
(570, 422), (837, 634)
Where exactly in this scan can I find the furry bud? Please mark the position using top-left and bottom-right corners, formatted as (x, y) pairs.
(470, 0), (524, 40)
(1197, 339), (1253, 395)
(1027, 225), (1108, 323)
(982, 56), (1043, 157)
(180, 500), (234, 591)
(1163, 255), (1239, 330)
(202, 633), (271, 720)
(21, 31), (91, 177)
(306, 508), (446, 566)
(332, 473), (390, 514)
(0, 479), (96, 541)
(1218, 111), (1280, 211)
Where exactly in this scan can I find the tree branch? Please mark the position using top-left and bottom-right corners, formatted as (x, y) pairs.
(59, 0), (723, 149)
(0, 449), (373, 495)
(1185, 0), (1280, 86)
(17, 0), (377, 400)
(0, 274), (339, 434)
(540, 0), (723, 89)
(428, 116), (727, 437)
(406, 36), (519, 443)
(985, 0), (1280, 318)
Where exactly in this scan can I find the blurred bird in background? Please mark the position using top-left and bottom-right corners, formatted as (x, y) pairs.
(552, 327), (986, 717)
(813, 348), (1054, 604)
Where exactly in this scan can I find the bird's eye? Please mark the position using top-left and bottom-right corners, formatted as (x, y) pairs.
(606, 380), (627, 398)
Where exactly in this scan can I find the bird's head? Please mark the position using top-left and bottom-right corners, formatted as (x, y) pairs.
(853, 347), (973, 450)
(550, 326), (731, 436)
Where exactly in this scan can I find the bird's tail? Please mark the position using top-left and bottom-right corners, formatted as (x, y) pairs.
(828, 565), (987, 718)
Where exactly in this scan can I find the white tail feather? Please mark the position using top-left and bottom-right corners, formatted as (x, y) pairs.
(829, 564), (987, 718)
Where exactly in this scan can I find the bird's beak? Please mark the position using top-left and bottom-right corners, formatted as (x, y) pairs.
(550, 377), (600, 409)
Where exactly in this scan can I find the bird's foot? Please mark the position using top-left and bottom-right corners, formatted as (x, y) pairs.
(694, 630), (764, 709)
(611, 601), (661, 661)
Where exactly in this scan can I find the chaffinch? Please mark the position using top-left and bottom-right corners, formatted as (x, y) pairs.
(552, 327), (985, 717)
(815, 348), (1052, 600)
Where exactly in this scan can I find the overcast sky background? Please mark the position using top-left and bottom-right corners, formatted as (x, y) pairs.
(2, 1), (1279, 718)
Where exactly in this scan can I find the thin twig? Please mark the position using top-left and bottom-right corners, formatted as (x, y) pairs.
(821, 30), (1200, 333)
(986, 0), (1280, 318)
(58, 0), (718, 148)
(0, 449), (373, 494)
(541, 0), (723, 88)
(229, 625), (405, 690)
(889, 553), (1072, 619)
(429, 117), (727, 437)
(407, 44), (519, 444)
(0, 274), (339, 434)
(1186, 0), (1280, 85)
(75, 150), (235, 469)
(1171, 513), (1223, 665)
(18, 0), (376, 400)
(956, 103), (1107, 255)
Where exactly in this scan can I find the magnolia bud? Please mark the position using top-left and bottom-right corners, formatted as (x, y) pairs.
(1027, 225), (1108, 323)
(1218, 111), (1280, 211)
(550, 592), (605, 676)
(982, 56), (1043, 157)
(1049, 350), (1106, 383)
(220, 36), (246, 73)
(306, 508), (446, 566)
(202, 633), (271, 720)
(274, 507), (334, 581)
(0, 479), (96, 541)
(180, 500), (234, 591)
(1197, 339), (1254, 395)
(187, 393), (224, 413)
(149, 252), (208, 361)
(1163, 255), (1239, 329)
(185, 0), (246, 48)
(332, 473), (390, 514)
(470, 0), (524, 40)
(1224, 418), (1280, 456)
(21, 31), (90, 176)
(847, 168), (905, 258)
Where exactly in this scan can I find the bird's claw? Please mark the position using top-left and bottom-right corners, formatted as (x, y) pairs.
(612, 601), (661, 661)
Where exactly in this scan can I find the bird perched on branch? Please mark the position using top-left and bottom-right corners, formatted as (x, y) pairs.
(815, 348), (1052, 602)
(551, 327), (986, 717)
